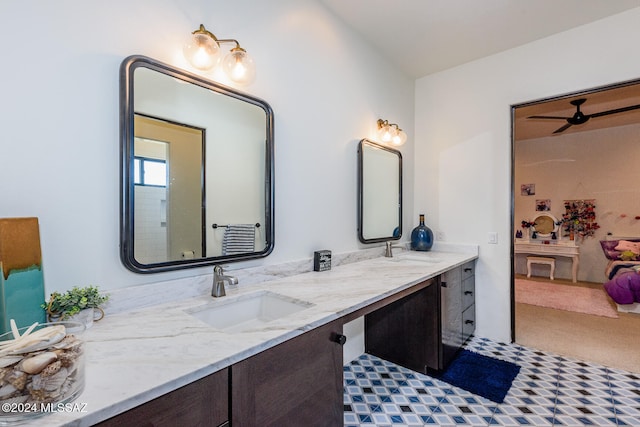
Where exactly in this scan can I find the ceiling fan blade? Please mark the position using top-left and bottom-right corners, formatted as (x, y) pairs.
(590, 103), (640, 118)
(527, 115), (568, 120)
(553, 123), (572, 134)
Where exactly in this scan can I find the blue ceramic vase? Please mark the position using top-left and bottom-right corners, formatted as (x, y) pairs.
(410, 214), (434, 251)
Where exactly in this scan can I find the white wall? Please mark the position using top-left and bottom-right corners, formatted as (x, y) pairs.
(414, 8), (640, 342)
(0, 0), (414, 293)
(515, 124), (640, 283)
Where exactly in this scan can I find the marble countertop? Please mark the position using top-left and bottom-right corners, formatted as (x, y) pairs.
(20, 248), (477, 426)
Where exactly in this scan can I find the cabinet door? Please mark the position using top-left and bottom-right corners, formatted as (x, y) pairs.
(96, 368), (228, 427)
(365, 279), (438, 373)
(231, 320), (344, 427)
(461, 260), (476, 342)
(462, 303), (476, 342)
(440, 267), (462, 369)
(462, 273), (475, 310)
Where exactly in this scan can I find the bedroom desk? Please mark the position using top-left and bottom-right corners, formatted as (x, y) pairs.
(515, 239), (580, 282)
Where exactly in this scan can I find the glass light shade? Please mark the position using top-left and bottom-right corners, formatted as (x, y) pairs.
(222, 48), (256, 85)
(183, 32), (221, 71)
(378, 124), (397, 143)
(391, 129), (407, 146)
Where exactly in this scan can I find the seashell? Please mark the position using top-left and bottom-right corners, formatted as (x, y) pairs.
(44, 367), (68, 392)
(60, 377), (73, 395)
(4, 370), (27, 391)
(40, 360), (61, 377)
(0, 384), (19, 399)
(57, 350), (79, 368)
(51, 334), (82, 352)
(31, 367), (68, 393)
(26, 382), (45, 401)
(1, 325), (66, 355)
(19, 352), (57, 374)
(0, 356), (22, 368)
(0, 394), (28, 405)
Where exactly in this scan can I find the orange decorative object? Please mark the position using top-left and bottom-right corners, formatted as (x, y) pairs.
(0, 217), (46, 334)
(0, 218), (42, 281)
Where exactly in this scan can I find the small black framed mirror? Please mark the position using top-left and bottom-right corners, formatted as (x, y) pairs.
(357, 139), (402, 243)
(120, 55), (274, 273)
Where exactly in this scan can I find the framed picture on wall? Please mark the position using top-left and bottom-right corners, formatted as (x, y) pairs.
(536, 199), (551, 211)
(521, 184), (535, 196)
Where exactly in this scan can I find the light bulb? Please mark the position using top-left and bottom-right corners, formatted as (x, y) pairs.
(379, 124), (397, 143)
(222, 47), (256, 85)
(183, 27), (220, 71)
(392, 129), (407, 146)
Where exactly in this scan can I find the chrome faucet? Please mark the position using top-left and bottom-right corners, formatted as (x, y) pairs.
(211, 265), (238, 297)
(385, 241), (405, 257)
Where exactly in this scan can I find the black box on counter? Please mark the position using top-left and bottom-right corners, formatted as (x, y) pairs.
(313, 250), (331, 272)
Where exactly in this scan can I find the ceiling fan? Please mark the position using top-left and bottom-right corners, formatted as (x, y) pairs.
(527, 98), (640, 134)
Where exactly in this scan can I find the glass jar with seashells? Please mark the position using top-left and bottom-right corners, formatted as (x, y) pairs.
(0, 320), (85, 423)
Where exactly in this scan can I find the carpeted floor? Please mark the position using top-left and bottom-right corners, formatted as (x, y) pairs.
(515, 278), (618, 318)
(515, 276), (640, 374)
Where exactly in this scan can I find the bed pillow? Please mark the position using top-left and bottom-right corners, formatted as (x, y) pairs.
(615, 240), (640, 254)
(601, 239), (640, 260)
(600, 240), (622, 260)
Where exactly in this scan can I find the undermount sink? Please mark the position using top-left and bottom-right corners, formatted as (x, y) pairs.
(186, 291), (313, 333)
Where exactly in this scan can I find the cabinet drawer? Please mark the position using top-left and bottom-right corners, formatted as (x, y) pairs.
(462, 304), (475, 343)
(96, 368), (229, 427)
(441, 265), (461, 285)
(462, 275), (475, 310)
(461, 261), (475, 280)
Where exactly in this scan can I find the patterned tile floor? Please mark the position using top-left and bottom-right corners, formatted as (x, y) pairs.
(344, 337), (640, 426)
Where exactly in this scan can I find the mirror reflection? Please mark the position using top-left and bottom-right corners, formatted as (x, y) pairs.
(532, 213), (557, 236)
(358, 139), (402, 243)
(120, 55), (274, 273)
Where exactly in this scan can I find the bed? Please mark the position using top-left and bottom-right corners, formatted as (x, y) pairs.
(601, 239), (640, 313)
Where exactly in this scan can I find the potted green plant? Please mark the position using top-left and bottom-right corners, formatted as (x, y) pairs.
(42, 285), (109, 328)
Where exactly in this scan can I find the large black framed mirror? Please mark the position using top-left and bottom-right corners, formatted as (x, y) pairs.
(120, 55), (274, 273)
(357, 139), (402, 243)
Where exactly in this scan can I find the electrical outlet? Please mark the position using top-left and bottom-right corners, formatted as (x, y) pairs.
(436, 231), (446, 241)
(488, 232), (498, 244)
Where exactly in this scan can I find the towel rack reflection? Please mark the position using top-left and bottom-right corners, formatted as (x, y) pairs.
(212, 223), (261, 229)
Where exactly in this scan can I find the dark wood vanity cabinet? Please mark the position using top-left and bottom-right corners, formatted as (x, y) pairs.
(365, 262), (476, 373)
(97, 321), (344, 427)
(231, 320), (345, 427)
(95, 260), (477, 426)
(96, 368), (229, 427)
(364, 278), (439, 374)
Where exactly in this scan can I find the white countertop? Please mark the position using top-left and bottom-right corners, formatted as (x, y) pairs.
(21, 248), (477, 426)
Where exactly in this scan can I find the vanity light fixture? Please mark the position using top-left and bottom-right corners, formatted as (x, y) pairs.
(183, 24), (256, 85)
(377, 119), (407, 146)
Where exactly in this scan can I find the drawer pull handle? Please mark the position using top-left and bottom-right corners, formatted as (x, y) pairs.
(332, 333), (347, 346)
(464, 291), (473, 295)
(465, 320), (474, 325)
(464, 268), (473, 272)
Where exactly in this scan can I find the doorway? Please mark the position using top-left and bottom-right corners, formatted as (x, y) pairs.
(510, 78), (640, 373)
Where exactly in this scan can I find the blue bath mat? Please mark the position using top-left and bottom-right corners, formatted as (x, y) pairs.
(431, 349), (520, 403)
